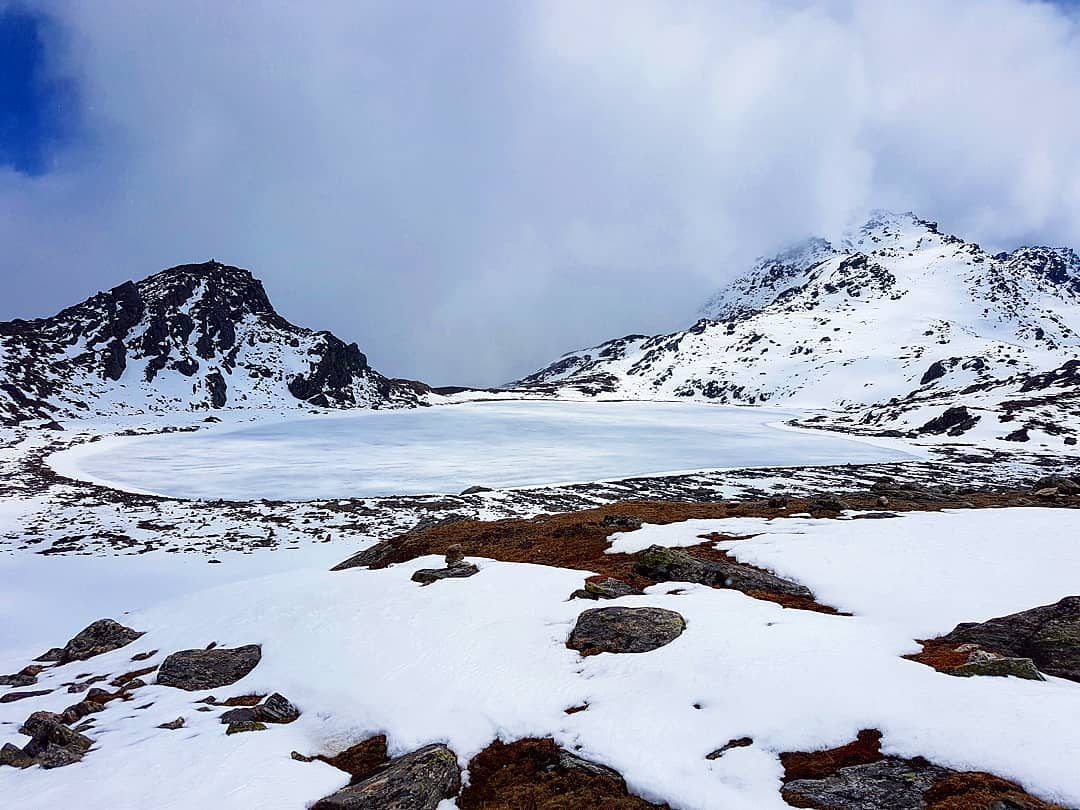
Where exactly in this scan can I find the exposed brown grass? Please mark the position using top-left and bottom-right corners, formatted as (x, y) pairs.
(905, 640), (972, 672)
(779, 729), (883, 782)
(924, 771), (1067, 810)
(458, 738), (666, 810)
(318, 735), (390, 784)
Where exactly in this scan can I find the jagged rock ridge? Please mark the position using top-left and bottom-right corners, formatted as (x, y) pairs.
(0, 261), (429, 424)
(517, 212), (1080, 445)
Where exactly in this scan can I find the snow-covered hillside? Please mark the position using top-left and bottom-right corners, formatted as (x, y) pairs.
(0, 262), (431, 424)
(518, 212), (1080, 445)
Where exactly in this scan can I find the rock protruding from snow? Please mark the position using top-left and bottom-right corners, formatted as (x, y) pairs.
(936, 596), (1080, 682)
(784, 758), (953, 809)
(567, 606), (686, 655)
(219, 692), (299, 725)
(411, 561), (479, 585)
(311, 743), (462, 810)
(634, 545), (813, 598)
(156, 644), (262, 691)
(38, 619), (144, 665)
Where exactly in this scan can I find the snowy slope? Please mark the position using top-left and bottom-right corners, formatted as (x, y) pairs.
(518, 212), (1080, 443)
(0, 262), (431, 424)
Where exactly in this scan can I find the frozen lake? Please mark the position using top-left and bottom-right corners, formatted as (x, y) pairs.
(52, 401), (917, 500)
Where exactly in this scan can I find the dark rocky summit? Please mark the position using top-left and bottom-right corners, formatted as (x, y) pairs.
(567, 606), (686, 655)
(311, 743), (461, 810)
(157, 644), (262, 691)
(0, 261), (428, 424)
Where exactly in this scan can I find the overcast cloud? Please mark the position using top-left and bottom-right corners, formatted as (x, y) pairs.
(1, 0), (1080, 385)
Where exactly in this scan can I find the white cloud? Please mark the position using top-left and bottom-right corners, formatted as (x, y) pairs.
(2, 0), (1080, 384)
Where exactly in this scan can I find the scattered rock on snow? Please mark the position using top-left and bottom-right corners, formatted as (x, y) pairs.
(706, 737), (753, 760)
(0, 665), (43, 687)
(311, 743), (461, 810)
(47, 619), (144, 664)
(918, 405), (980, 436)
(220, 692), (299, 725)
(443, 543), (465, 565)
(0, 689), (52, 703)
(225, 720), (267, 735)
(567, 606), (686, 655)
(571, 577), (645, 601)
(411, 561), (479, 585)
(21, 717), (93, 769)
(634, 545), (812, 599)
(157, 644), (262, 691)
(947, 650), (1044, 681)
(158, 717), (185, 730)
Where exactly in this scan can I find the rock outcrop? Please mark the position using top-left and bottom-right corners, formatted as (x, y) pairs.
(311, 743), (461, 810)
(157, 644), (262, 691)
(567, 606), (686, 655)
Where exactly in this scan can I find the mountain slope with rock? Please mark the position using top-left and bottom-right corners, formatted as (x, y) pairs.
(0, 261), (431, 425)
(517, 212), (1080, 446)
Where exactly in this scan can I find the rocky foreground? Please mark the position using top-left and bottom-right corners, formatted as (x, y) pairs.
(2, 474), (1079, 809)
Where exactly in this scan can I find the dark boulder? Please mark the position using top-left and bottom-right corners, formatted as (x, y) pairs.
(936, 596), (1080, 682)
(21, 717), (93, 769)
(567, 606), (686, 655)
(783, 758), (952, 809)
(331, 541), (396, 571)
(157, 644), (262, 691)
(920, 360), (948, 385)
(221, 692), (299, 725)
(47, 619), (144, 664)
(225, 721), (266, 734)
(411, 562), (479, 585)
(0, 665), (42, 687)
(634, 545), (812, 598)
(459, 486), (492, 496)
(311, 743), (461, 810)
(809, 495), (852, 514)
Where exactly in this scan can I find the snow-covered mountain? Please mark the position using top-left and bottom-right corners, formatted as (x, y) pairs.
(518, 212), (1080, 443)
(0, 261), (430, 425)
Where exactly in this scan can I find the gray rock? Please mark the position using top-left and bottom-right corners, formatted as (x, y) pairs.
(331, 541), (397, 571)
(0, 742), (34, 769)
(937, 596), (1080, 683)
(443, 544), (465, 565)
(567, 606), (686, 655)
(48, 619), (144, 664)
(459, 486), (492, 496)
(1033, 475), (1080, 495)
(783, 758), (952, 810)
(0, 665), (42, 687)
(225, 720), (266, 734)
(601, 514), (644, 531)
(19, 711), (61, 737)
(311, 743), (461, 810)
(60, 700), (105, 725)
(584, 578), (644, 600)
(157, 645), (262, 691)
(634, 545), (812, 598)
(948, 654), (1045, 681)
(808, 495), (852, 514)
(256, 692), (300, 724)
(158, 717), (185, 730)
(411, 562), (479, 585)
(222, 692), (300, 725)
(22, 718), (92, 768)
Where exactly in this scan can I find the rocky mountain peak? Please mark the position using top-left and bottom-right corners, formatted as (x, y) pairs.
(0, 261), (429, 425)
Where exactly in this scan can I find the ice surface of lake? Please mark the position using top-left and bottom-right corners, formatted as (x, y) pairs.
(53, 401), (917, 500)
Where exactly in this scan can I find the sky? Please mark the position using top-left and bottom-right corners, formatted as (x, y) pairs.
(1, 1), (1080, 387)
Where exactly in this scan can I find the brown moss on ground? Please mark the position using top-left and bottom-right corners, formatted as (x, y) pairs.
(904, 639), (973, 673)
(458, 738), (666, 810)
(318, 735), (390, 784)
(780, 729), (884, 782)
(924, 771), (1067, 810)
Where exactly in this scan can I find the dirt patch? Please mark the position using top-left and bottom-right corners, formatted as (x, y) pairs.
(458, 737), (666, 810)
(318, 735), (390, 784)
(905, 640), (972, 672)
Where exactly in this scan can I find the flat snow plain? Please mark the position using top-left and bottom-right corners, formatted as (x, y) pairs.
(49, 401), (917, 500)
(1, 508), (1079, 809)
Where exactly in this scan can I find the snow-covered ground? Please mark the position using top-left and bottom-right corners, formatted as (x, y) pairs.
(47, 401), (918, 500)
(1, 508), (1078, 809)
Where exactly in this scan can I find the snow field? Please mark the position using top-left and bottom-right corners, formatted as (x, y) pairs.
(2, 507), (1079, 808)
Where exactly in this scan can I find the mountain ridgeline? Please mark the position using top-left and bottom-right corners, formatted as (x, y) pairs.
(0, 262), (430, 425)
(517, 212), (1080, 445)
